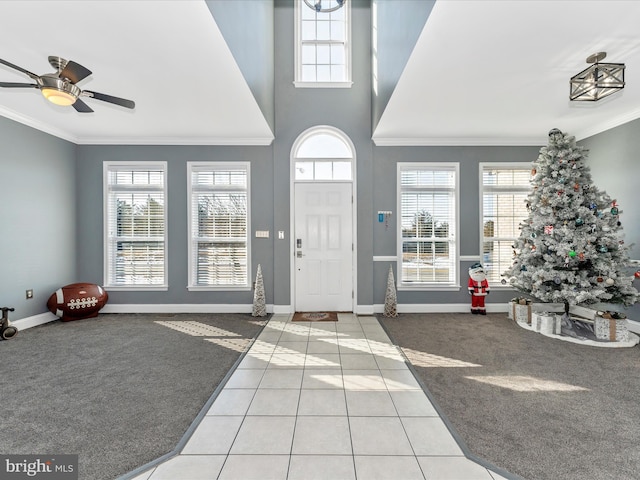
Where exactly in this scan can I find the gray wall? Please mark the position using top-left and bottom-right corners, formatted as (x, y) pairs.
(0, 116), (77, 319)
(580, 120), (640, 260)
(76, 145), (274, 306)
(372, 145), (540, 306)
(579, 121), (640, 319)
(371, 0), (435, 132)
(273, 0), (374, 308)
(206, 0), (275, 133)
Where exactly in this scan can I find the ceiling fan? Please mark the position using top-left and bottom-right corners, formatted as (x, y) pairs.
(0, 55), (135, 113)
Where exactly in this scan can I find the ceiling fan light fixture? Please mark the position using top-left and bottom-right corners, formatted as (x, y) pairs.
(41, 87), (76, 106)
(570, 52), (625, 101)
(37, 75), (81, 107)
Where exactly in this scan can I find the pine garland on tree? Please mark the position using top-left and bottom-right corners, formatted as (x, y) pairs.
(505, 128), (638, 311)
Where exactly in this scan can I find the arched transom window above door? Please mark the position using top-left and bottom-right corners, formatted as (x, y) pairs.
(292, 126), (354, 181)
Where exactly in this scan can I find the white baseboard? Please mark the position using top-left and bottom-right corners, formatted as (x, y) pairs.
(12, 312), (58, 331)
(101, 304), (279, 314)
(373, 303), (508, 314)
(272, 305), (293, 314)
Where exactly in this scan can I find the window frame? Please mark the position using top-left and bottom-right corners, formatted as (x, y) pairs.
(187, 161), (252, 291)
(397, 162), (460, 291)
(103, 161), (168, 291)
(479, 162), (532, 287)
(294, 0), (353, 88)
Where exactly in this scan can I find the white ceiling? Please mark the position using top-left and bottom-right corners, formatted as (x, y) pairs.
(1, 1), (640, 146)
(374, 0), (640, 146)
(0, 1), (273, 145)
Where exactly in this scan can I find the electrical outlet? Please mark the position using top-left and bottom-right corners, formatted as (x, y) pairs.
(26, 289), (34, 299)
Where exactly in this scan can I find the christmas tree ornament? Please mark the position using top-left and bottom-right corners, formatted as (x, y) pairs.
(602, 226), (610, 232)
(544, 225), (554, 235)
(575, 218), (584, 226)
(578, 252), (585, 261)
(598, 245), (608, 253)
(531, 168), (537, 176)
(554, 277), (561, 285)
(589, 202), (597, 209)
(634, 271), (640, 279)
(611, 206), (619, 215)
(597, 276), (604, 283)
(568, 250), (577, 257)
(501, 278), (508, 285)
(573, 183), (580, 191)
(605, 278), (615, 286)
(531, 232), (537, 238)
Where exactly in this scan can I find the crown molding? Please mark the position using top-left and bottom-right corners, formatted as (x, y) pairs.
(0, 107), (78, 143)
(372, 136), (543, 147)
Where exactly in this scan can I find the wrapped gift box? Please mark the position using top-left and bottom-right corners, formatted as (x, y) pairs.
(512, 299), (532, 325)
(594, 314), (629, 342)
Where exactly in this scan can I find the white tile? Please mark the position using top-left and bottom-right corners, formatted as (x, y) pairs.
(340, 353), (379, 370)
(357, 316), (379, 324)
(224, 369), (265, 389)
(207, 389), (256, 416)
(247, 388), (300, 416)
(349, 417), (413, 455)
(274, 341), (307, 354)
(229, 416), (296, 454)
(182, 416), (244, 454)
(237, 353), (271, 369)
(279, 331), (308, 342)
(354, 455), (425, 480)
(388, 391), (439, 417)
(381, 369), (422, 390)
(288, 455), (356, 480)
(401, 417), (463, 456)
(256, 331), (282, 342)
(268, 353), (307, 369)
(298, 389), (347, 416)
(307, 340), (340, 353)
(338, 312), (359, 322)
(373, 354), (406, 370)
(250, 340), (277, 354)
(308, 322), (338, 332)
(345, 390), (397, 416)
(337, 338), (372, 354)
(292, 416), (353, 455)
(416, 457), (495, 479)
(304, 352), (341, 368)
(218, 454), (290, 480)
(147, 455), (226, 480)
(259, 368), (304, 388)
(342, 370), (387, 390)
(302, 368), (344, 389)
(336, 323), (364, 332)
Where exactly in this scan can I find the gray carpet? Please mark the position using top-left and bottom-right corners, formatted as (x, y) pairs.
(0, 313), (266, 480)
(380, 313), (640, 480)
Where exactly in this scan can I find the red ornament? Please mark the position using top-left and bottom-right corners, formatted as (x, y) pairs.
(635, 271), (640, 279)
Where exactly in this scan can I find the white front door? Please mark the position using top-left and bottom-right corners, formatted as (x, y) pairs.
(294, 183), (353, 312)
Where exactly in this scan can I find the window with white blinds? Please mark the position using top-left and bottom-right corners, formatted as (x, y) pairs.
(398, 163), (459, 289)
(104, 162), (167, 289)
(295, 0), (351, 86)
(188, 162), (250, 290)
(481, 164), (532, 285)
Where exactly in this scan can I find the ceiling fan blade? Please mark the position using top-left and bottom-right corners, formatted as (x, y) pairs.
(0, 58), (39, 80)
(59, 60), (92, 84)
(72, 98), (94, 113)
(83, 90), (135, 109)
(0, 82), (38, 88)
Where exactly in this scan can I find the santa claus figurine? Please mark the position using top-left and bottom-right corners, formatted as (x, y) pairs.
(468, 262), (490, 315)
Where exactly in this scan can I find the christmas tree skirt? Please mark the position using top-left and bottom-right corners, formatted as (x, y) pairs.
(510, 303), (639, 348)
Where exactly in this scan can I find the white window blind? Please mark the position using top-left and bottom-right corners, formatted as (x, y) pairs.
(295, 0), (351, 86)
(104, 163), (167, 288)
(398, 164), (458, 288)
(481, 164), (532, 285)
(188, 162), (250, 289)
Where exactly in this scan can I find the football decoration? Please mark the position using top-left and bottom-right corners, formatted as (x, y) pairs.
(47, 283), (108, 321)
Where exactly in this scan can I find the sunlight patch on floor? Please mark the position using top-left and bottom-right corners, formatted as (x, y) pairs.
(402, 348), (482, 368)
(464, 375), (589, 392)
(204, 337), (251, 352)
(155, 320), (242, 337)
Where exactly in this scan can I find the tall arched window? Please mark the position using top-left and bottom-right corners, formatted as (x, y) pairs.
(292, 126), (354, 181)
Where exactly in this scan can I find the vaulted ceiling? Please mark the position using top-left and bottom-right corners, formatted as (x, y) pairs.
(1, 1), (639, 146)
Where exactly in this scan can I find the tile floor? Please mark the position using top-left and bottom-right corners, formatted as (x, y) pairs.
(129, 313), (512, 480)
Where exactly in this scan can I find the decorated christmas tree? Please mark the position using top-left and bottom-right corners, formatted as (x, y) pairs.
(505, 128), (638, 312)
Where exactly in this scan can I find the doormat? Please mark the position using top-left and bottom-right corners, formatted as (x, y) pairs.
(292, 312), (338, 322)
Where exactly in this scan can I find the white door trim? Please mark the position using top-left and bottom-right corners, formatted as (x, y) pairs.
(289, 126), (357, 313)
